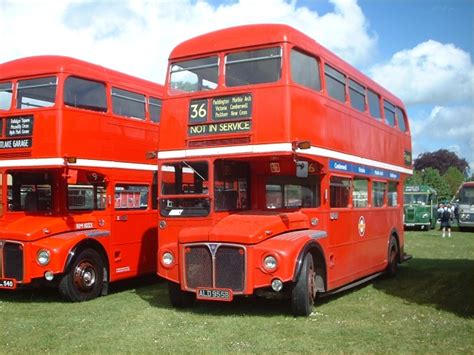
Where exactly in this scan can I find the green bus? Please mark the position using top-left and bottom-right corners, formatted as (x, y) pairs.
(404, 185), (438, 230)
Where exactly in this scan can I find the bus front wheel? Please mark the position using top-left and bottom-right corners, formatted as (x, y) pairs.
(59, 248), (104, 302)
(168, 281), (195, 308)
(291, 253), (317, 317)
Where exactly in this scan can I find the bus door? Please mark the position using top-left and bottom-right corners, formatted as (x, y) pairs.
(326, 175), (354, 287)
(111, 183), (156, 278)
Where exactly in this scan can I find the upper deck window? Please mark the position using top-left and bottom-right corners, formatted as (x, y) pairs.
(0, 82), (13, 110)
(17, 76), (57, 109)
(349, 79), (366, 112)
(384, 100), (396, 127)
(170, 56), (218, 94)
(225, 47), (282, 87)
(290, 49), (321, 91)
(64, 77), (107, 112)
(324, 64), (346, 103)
(395, 107), (407, 132)
(149, 97), (162, 123)
(112, 87), (146, 120)
(368, 89), (381, 119)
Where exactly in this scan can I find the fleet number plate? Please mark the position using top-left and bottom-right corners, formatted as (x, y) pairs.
(196, 288), (233, 302)
(0, 279), (16, 289)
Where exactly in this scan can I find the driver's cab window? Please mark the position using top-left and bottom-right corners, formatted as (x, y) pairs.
(266, 176), (320, 209)
(7, 171), (53, 212)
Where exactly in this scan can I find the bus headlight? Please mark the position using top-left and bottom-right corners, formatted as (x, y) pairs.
(162, 252), (174, 267)
(37, 249), (51, 266)
(263, 255), (278, 272)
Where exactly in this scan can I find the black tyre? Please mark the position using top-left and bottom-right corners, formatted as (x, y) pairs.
(386, 236), (399, 277)
(59, 248), (104, 302)
(168, 281), (195, 308)
(291, 253), (317, 317)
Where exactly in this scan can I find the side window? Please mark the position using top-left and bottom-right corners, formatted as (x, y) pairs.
(368, 89), (381, 119)
(353, 178), (368, 208)
(0, 81), (13, 110)
(388, 181), (398, 207)
(396, 107), (407, 132)
(384, 100), (396, 127)
(290, 49), (321, 91)
(330, 176), (351, 208)
(372, 181), (386, 207)
(112, 87), (146, 119)
(349, 79), (366, 112)
(149, 97), (162, 123)
(324, 64), (346, 103)
(114, 185), (149, 210)
(68, 184), (106, 211)
(17, 76), (57, 109)
(64, 77), (107, 112)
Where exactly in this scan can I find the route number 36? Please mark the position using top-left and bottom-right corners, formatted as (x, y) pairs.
(190, 101), (208, 120)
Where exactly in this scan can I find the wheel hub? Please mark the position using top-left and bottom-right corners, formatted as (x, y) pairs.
(73, 261), (97, 291)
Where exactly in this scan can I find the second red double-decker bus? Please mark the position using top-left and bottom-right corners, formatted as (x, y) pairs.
(157, 24), (412, 316)
(0, 56), (162, 301)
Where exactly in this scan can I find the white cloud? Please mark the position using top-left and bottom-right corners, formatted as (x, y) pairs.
(370, 40), (474, 105)
(1, 0), (376, 83)
(410, 105), (474, 171)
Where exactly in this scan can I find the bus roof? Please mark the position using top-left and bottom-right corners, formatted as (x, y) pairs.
(169, 24), (403, 106)
(0, 55), (162, 94)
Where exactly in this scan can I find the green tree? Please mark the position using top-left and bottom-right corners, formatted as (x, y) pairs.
(442, 167), (465, 198)
(422, 168), (451, 201)
(405, 170), (423, 186)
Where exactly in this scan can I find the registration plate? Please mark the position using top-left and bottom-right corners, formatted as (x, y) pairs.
(196, 287), (233, 302)
(0, 278), (16, 289)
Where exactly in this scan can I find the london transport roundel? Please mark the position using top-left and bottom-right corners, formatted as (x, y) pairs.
(358, 216), (366, 237)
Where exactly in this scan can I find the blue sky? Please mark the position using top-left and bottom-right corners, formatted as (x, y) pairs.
(1, 0), (473, 171)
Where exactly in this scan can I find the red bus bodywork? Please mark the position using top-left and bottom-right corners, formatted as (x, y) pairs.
(157, 24), (412, 315)
(0, 56), (162, 301)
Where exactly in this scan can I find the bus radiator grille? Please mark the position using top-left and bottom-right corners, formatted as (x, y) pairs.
(406, 208), (415, 222)
(215, 246), (244, 291)
(184, 244), (245, 292)
(185, 245), (212, 289)
(2, 242), (24, 281)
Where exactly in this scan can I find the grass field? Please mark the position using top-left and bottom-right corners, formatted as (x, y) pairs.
(1, 229), (473, 353)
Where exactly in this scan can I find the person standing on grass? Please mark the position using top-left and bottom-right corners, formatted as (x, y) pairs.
(438, 203), (454, 238)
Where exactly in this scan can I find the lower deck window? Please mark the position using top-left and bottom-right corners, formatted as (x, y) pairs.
(353, 178), (368, 208)
(68, 184), (106, 211)
(388, 182), (398, 207)
(372, 181), (386, 207)
(266, 176), (320, 209)
(115, 185), (149, 210)
(330, 176), (350, 208)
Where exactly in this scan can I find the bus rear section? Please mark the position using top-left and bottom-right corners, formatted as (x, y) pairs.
(0, 56), (162, 301)
(157, 24), (412, 316)
(456, 182), (474, 231)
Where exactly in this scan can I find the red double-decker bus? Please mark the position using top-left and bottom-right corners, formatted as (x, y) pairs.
(0, 56), (162, 301)
(157, 24), (413, 316)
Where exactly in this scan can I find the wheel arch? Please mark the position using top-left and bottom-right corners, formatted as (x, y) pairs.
(389, 227), (401, 263)
(64, 238), (110, 295)
(292, 240), (327, 293)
